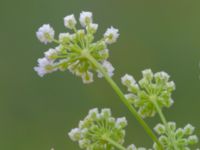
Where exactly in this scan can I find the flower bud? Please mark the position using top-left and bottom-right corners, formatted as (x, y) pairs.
(79, 11), (93, 27)
(64, 14), (77, 29)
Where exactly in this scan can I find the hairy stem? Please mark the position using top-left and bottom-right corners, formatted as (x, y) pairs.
(86, 53), (163, 150)
(103, 137), (126, 150)
(153, 101), (178, 150)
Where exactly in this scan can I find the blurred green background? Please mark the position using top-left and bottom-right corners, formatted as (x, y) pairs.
(0, 0), (200, 149)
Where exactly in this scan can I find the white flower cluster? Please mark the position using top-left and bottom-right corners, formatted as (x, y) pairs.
(121, 69), (175, 118)
(68, 108), (127, 150)
(34, 11), (119, 84)
(153, 122), (199, 150)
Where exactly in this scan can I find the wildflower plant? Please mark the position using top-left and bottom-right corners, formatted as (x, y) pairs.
(34, 11), (199, 150)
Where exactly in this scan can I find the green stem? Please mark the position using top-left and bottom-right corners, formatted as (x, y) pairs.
(103, 137), (126, 150)
(153, 101), (178, 150)
(86, 53), (163, 150)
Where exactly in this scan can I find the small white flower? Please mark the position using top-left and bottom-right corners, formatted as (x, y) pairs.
(34, 66), (46, 77)
(64, 14), (77, 29)
(168, 122), (176, 130)
(97, 60), (114, 78)
(59, 33), (71, 42)
(184, 124), (195, 135)
(142, 69), (153, 80)
(79, 11), (93, 27)
(36, 24), (55, 44)
(127, 144), (149, 150)
(76, 29), (85, 39)
(44, 48), (58, 60)
(88, 108), (99, 119)
(121, 74), (136, 86)
(100, 108), (111, 118)
(68, 128), (81, 141)
(82, 71), (94, 84)
(127, 144), (137, 150)
(88, 108), (98, 114)
(166, 81), (176, 90)
(116, 117), (127, 128)
(90, 23), (98, 31)
(104, 26), (119, 44)
(34, 57), (56, 77)
(87, 23), (98, 33)
(188, 135), (199, 144)
(78, 139), (90, 149)
(154, 71), (170, 82)
(154, 123), (165, 135)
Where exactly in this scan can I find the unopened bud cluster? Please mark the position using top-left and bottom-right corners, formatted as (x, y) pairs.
(121, 69), (175, 118)
(68, 108), (127, 150)
(153, 122), (199, 150)
(34, 11), (119, 84)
